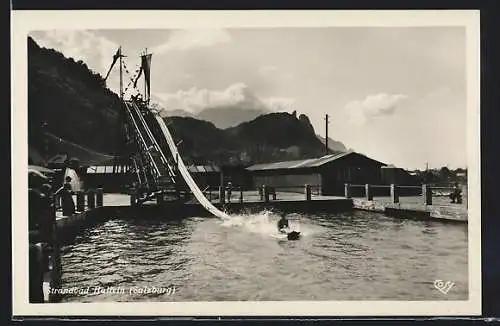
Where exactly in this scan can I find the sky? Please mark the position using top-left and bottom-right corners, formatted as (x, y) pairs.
(29, 27), (467, 170)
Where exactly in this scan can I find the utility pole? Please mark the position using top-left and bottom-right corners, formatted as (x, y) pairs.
(42, 121), (49, 164)
(324, 114), (330, 154)
(119, 46), (123, 100)
(115, 46), (123, 175)
(143, 48), (148, 103)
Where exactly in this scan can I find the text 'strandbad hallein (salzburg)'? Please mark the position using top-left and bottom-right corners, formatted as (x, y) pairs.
(48, 286), (177, 296)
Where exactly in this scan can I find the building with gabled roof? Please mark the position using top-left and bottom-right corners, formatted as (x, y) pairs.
(246, 151), (387, 196)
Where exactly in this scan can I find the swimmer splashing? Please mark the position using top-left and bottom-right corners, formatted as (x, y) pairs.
(277, 214), (290, 234)
(276, 213), (301, 240)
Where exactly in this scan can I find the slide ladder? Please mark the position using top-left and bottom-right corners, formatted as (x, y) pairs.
(123, 100), (176, 198)
(124, 98), (230, 219)
(128, 101), (176, 184)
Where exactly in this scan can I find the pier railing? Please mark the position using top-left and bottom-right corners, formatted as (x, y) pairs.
(345, 183), (467, 208)
(54, 187), (105, 215)
(182, 184), (322, 204)
(153, 182), (467, 209)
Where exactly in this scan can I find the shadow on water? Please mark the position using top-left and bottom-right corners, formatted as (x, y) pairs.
(60, 209), (468, 302)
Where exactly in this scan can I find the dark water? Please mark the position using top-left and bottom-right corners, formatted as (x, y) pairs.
(59, 210), (468, 302)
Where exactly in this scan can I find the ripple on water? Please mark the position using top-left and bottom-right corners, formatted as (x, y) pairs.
(60, 211), (468, 302)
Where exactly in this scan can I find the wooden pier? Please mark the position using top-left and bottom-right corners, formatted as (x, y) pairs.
(345, 183), (468, 224)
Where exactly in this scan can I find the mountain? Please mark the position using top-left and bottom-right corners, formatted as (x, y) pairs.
(160, 106), (270, 129)
(196, 106), (269, 129)
(193, 83), (272, 129)
(161, 109), (195, 118)
(28, 37), (344, 167)
(28, 36), (124, 161)
(166, 117), (234, 165)
(167, 112), (329, 165)
(316, 135), (348, 152)
(157, 83), (271, 129)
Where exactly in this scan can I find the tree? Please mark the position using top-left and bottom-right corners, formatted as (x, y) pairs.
(439, 166), (451, 182)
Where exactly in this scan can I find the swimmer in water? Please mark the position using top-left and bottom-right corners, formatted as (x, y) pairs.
(277, 214), (289, 233)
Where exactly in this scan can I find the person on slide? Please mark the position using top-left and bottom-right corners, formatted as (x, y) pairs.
(277, 215), (290, 234)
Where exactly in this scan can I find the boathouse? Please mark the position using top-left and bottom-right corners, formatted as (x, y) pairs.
(246, 151), (387, 196)
(220, 164), (253, 191)
(186, 164), (221, 189)
(184, 164), (253, 191)
(381, 164), (419, 185)
(84, 164), (132, 193)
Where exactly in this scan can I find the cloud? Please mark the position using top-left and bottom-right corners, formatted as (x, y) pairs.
(345, 93), (408, 124)
(262, 97), (296, 111)
(30, 30), (120, 77)
(258, 65), (278, 76)
(154, 83), (295, 114)
(152, 29), (231, 54)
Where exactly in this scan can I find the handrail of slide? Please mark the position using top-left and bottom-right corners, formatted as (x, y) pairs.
(154, 113), (231, 220)
(130, 101), (176, 180)
(123, 102), (161, 180)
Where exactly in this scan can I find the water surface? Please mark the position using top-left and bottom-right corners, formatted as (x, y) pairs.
(60, 210), (468, 302)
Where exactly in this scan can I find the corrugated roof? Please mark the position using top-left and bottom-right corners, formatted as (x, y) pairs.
(187, 165), (220, 173)
(246, 151), (384, 171)
(86, 165), (129, 174)
(28, 165), (55, 174)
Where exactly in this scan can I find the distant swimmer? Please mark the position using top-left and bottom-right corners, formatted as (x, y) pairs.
(277, 214), (289, 233)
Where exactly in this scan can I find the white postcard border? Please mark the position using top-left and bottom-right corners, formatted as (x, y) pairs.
(11, 10), (481, 316)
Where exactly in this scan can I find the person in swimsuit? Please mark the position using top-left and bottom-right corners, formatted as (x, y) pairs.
(277, 214), (289, 233)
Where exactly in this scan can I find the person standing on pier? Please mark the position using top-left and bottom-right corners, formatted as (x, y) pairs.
(450, 182), (463, 204)
(226, 181), (232, 203)
(39, 183), (56, 244)
(55, 176), (75, 216)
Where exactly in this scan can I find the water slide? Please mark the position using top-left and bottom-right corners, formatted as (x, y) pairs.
(153, 112), (231, 220)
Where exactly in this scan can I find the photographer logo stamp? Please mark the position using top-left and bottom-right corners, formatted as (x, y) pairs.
(434, 280), (454, 294)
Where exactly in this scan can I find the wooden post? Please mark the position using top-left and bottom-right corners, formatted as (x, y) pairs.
(344, 183), (351, 199)
(219, 186), (225, 204)
(390, 184), (399, 204)
(305, 184), (312, 201)
(130, 192), (137, 207)
(76, 191), (85, 212)
(463, 185), (467, 208)
(263, 185), (269, 203)
(422, 184), (432, 205)
(61, 195), (72, 216)
(219, 168), (225, 204)
(96, 188), (103, 207)
(29, 244), (44, 303)
(365, 184), (373, 201)
(39, 199), (54, 244)
(87, 189), (96, 209)
(157, 193), (164, 205)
